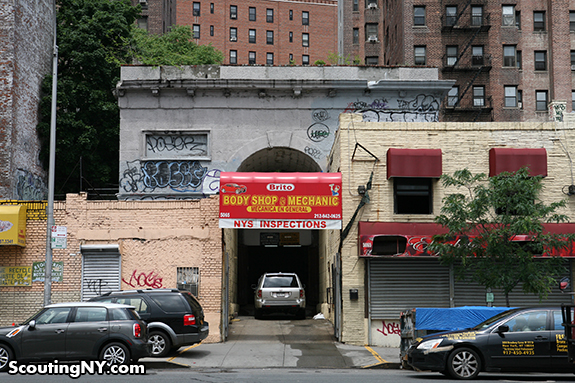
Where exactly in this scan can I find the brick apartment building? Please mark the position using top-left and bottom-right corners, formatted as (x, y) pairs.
(133, 0), (338, 66)
(340, 0), (575, 122)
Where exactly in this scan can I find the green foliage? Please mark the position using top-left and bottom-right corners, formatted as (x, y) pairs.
(429, 168), (572, 306)
(313, 60), (326, 66)
(37, 1), (224, 197)
(37, 0), (139, 196)
(326, 52), (362, 66)
(129, 25), (223, 66)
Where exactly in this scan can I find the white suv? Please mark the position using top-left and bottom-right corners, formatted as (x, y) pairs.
(253, 273), (306, 319)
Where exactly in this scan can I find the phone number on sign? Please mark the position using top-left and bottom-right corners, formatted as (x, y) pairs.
(314, 213), (341, 219)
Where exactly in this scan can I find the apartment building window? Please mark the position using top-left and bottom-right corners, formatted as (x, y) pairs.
(229, 50), (237, 64)
(534, 51), (547, 71)
(249, 51), (256, 64)
(414, 46), (426, 65)
(472, 46), (484, 65)
(290, 10), (293, 20)
(289, 32), (293, 43)
(366, 23), (378, 41)
(193, 24), (200, 39)
(353, 0), (359, 12)
(536, 91), (548, 111)
(504, 86), (518, 107)
(446, 6), (457, 26)
(503, 45), (517, 67)
(193, 2), (200, 16)
(302, 33), (309, 47)
(367, 0), (377, 8)
(414, 6), (425, 26)
(517, 50), (522, 69)
(394, 178), (432, 214)
(210, 3), (214, 14)
(267, 31), (274, 45)
(303, 55), (309, 65)
(447, 86), (459, 107)
(177, 267), (200, 297)
(572, 91), (575, 110)
(230, 28), (237, 41)
(267, 9), (274, 23)
(137, 17), (148, 31)
(289, 54), (294, 63)
(249, 29), (256, 43)
(502, 5), (515, 26)
(230, 5), (237, 19)
(249, 7), (256, 21)
(365, 57), (379, 65)
(533, 11), (545, 31)
(210, 25), (214, 36)
(473, 86), (485, 107)
(471, 6), (483, 26)
(353, 28), (359, 44)
(571, 11), (575, 32)
(267, 53), (274, 65)
(303, 11), (309, 25)
(446, 46), (458, 66)
(571, 51), (575, 69)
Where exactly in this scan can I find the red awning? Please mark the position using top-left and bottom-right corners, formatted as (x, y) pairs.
(386, 148), (442, 179)
(489, 148), (547, 177)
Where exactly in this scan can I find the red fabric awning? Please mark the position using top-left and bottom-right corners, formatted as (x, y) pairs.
(386, 148), (442, 179)
(489, 148), (547, 177)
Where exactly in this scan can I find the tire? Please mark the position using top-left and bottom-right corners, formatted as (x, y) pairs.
(149, 330), (172, 357)
(446, 347), (481, 379)
(0, 344), (14, 373)
(100, 342), (129, 366)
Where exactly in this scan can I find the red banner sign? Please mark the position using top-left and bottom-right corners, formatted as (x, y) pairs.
(219, 172), (342, 230)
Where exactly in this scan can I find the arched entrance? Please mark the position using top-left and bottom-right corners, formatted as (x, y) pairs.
(227, 147), (325, 319)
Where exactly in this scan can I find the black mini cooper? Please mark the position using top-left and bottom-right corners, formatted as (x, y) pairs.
(407, 307), (575, 379)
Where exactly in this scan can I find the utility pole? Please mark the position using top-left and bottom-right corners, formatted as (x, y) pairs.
(44, 0), (58, 306)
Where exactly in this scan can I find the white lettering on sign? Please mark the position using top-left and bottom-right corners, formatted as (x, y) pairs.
(266, 183), (295, 192)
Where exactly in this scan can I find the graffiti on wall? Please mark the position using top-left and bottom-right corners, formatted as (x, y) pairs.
(146, 134), (208, 157)
(120, 160), (209, 194)
(15, 169), (47, 200)
(85, 279), (109, 296)
(123, 269), (163, 289)
(376, 320), (401, 336)
(344, 94), (440, 122)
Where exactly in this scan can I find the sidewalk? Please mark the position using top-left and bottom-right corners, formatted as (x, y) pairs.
(141, 317), (402, 370)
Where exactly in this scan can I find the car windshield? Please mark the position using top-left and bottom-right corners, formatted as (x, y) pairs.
(471, 308), (521, 330)
(263, 276), (299, 288)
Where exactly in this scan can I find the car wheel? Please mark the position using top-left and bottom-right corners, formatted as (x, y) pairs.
(0, 344), (14, 372)
(149, 330), (172, 357)
(100, 342), (129, 366)
(446, 347), (481, 379)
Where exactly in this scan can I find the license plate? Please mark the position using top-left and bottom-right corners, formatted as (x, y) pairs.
(273, 292), (288, 298)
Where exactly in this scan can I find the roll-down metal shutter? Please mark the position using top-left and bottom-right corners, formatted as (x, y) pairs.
(454, 260), (573, 307)
(368, 258), (450, 319)
(81, 245), (121, 301)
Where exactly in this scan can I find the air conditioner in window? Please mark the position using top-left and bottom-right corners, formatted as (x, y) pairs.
(231, 14), (237, 19)
(518, 102), (523, 108)
(367, 3), (378, 9)
(571, 65), (575, 71)
(367, 35), (379, 43)
(139, 0), (147, 4)
(230, 36), (237, 41)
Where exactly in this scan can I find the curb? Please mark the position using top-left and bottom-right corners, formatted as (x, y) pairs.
(361, 362), (402, 370)
(142, 361), (191, 369)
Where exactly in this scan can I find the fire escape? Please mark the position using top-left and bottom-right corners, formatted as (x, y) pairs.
(440, 0), (492, 122)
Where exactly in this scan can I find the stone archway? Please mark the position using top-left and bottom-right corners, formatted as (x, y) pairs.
(237, 147), (322, 173)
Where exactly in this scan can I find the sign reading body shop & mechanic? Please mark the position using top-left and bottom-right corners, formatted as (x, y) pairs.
(219, 172), (342, 230)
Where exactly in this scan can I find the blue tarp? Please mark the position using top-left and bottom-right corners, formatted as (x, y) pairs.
(415, 306), (515, 331)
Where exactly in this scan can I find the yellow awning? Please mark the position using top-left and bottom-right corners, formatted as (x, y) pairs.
(0, 205), (26, 247)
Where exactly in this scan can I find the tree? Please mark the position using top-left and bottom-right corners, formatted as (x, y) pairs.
(428, 168), (573, 306)
(37, 1), (223, 198)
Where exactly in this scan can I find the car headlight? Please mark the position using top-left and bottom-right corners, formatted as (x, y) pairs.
(417, 338), (443, 350)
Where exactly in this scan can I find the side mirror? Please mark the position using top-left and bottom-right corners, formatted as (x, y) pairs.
(28, 320), (36, 330)
(497, 324), (509, 333)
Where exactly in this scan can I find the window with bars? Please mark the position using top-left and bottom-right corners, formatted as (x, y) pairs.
(177, 267), (200, 297)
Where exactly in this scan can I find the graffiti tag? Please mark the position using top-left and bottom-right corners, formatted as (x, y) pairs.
(123, 269), (163, 289)
(376, 320), (401, 336)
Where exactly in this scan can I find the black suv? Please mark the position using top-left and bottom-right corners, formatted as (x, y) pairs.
(90, 289), (208, 357)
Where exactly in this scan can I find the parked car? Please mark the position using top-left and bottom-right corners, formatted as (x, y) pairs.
(90, 289), (208, 357)
(0, 302), (149, 372)
(407, 306), (575, 379)
(253, 272), (306, 319)
(220, 183), (247, 194)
